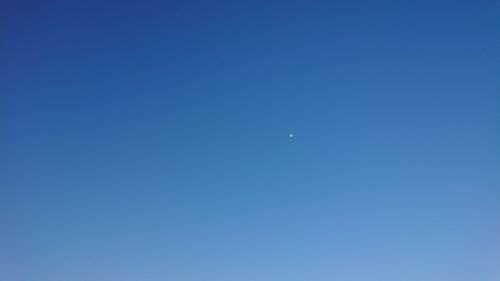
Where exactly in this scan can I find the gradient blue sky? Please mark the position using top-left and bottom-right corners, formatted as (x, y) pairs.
(1, 0), (499, 280)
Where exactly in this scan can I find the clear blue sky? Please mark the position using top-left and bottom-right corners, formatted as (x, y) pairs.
(1, 0), (499, 280)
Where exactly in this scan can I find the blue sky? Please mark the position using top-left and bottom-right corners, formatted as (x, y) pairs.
(1, 0), (499, 280)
